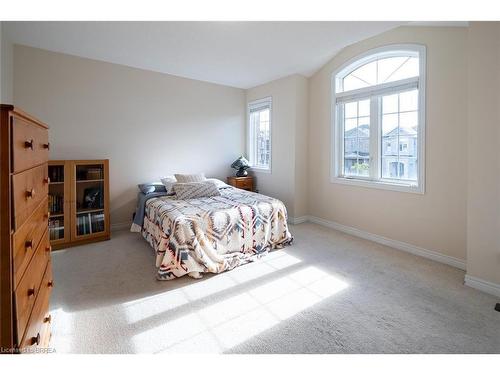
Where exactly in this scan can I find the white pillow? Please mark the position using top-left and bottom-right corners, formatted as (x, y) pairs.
(174, 173), (206, 183)
(206, 178), (230, 189)
(160, 175), (177, 194)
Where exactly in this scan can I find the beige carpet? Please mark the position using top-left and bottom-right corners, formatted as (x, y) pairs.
(49, 223), (500, 354)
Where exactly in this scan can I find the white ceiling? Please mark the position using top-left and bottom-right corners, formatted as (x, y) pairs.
(3, 21), (464, 89)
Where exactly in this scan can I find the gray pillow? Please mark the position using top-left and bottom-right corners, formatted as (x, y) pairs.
(173, 181), (221, 199)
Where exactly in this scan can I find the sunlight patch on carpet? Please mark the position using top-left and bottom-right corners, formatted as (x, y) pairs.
(123, 251), (302, 324)
(131, 265), (348, 353)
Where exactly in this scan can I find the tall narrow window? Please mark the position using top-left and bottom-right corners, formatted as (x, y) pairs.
(248, 97), (272, 171)
(332, 45), (426, 193)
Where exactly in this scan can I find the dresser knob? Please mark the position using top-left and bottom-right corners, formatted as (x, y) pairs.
(45, 245), (52, 253)
(25, 239), (33, 249)
(31, 333), (41, 346)
(44, 314), (52, 324)
(45, 212), (50, 219)
(27, 287), (35, 297)
(24, 139), (34, 150)
(26, 188), (35, 198)
(43, 177), (50, 184)
(43, 142), (50, 150)
(48, 280), (54, 288)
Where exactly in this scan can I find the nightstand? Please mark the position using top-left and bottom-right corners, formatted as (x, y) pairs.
(227, 176), (254, 191)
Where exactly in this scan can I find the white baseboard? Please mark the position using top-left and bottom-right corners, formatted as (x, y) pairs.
(288, 216), (309, 225)
(110, 222), (131, 232)
(464, 275), (500, 297)
(295, 215), (466, 271)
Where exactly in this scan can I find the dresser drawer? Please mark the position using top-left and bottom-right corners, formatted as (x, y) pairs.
(14, 231), (51, 342)
(236, 179), (253, 190)
(12, 163), (49, 229)
(227, 177), (254, 191)
(11, 116), (49, 174)
(13, 198), (50, 287)
(18, 261), (53, 352)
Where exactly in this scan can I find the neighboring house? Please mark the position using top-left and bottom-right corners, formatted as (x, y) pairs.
(256, 128), (271, 166)
(382, 126), (418, 180)
(345, 124), (418, 180)
(344, 124), (370, 176)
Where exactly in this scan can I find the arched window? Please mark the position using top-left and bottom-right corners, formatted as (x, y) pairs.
(332, 45), (426, 193)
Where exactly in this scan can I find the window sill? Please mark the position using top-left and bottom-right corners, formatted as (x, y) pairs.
(331, 176), (424, 194)
(250, 166), (271, 174)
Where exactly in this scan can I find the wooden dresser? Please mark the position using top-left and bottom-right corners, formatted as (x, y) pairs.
(1, 105), (53, 354)
(227, 176), (254, 192)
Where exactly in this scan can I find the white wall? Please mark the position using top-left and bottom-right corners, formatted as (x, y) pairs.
(246, 74), (308, 219)
(13, 45), (245, 225)
(466, 22), (500, 287)
(308, 26), (469, 262)
(0, 22), (14, 103)
(293, 76), (309, 218)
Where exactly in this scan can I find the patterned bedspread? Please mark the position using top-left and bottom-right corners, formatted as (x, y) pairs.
(142, 187), (293, 280)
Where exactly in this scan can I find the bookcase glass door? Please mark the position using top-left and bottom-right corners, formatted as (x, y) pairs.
(48, 163), (67, 243)
(74, 163), (106, 238)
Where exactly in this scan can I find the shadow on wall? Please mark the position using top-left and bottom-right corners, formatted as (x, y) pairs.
(109, 186), (138, 225)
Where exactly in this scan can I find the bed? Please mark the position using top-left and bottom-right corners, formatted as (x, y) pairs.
(131, 184), (293, 280)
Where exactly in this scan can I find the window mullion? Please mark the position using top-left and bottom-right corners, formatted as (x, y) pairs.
(369, 97), (379, 180)
(252, 113), (257, 165)
(256, 112), (260, 166)
(249, 113), (254, 165)
(397, 94), (401, 178)
(337, 104), (345, 177)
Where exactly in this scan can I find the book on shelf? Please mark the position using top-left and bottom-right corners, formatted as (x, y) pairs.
(48, 218), (64, 241)
(77, 214), (86, 235)
(49, 166), (64, 183)
(91, 212), (105, 233)
(77, 212), (105, 235)
(78, 167), (103, 181)
(86, 167), (104, 180)
(48, 194), (64, 214)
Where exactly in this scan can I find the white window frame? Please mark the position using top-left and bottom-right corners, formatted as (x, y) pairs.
(247, 97), (272, 173)
(331, 44), (426, 194)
